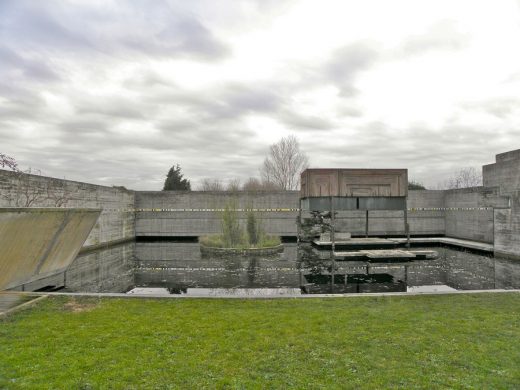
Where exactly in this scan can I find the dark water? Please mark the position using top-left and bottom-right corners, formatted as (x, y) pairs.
(65, 241), (520, 295)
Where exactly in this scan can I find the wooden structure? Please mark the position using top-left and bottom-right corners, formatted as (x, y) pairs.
(301, 169), (407, 198)
(298, 168), (411, 261)
(300, 168), (408, 211)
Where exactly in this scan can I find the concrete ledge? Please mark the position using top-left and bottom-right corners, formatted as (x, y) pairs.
(0, 293), (48, 317)
(200, 244), (284, 256)
(79, 237), (135, 254)
(24, 289), (520, 299)
(494, 250), (520, 261)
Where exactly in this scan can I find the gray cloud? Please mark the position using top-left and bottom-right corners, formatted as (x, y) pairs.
(0, 47), (59, 82)
(461, 98), (520, 119)
(325, 42), (380, 96)
(74, 96), (148, 120)
(0, 0), (230, 61)
(400, 20), (469, 56)
(120, 16), (230, 60)
(279, 111), (334, 130)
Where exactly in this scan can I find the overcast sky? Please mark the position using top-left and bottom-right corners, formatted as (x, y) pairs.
(1, 0), (520, 190)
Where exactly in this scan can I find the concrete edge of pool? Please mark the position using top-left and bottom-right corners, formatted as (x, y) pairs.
(2, 289), (519, 302)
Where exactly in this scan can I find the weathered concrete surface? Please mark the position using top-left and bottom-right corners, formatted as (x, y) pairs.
(0, 169), (135, 248)
(444, 187), (509, 244)
(0, 292), (39, 315)
(136, 190), (447, 237)
(482, 151), (520, 259)
(135, 191), (299, 236)
(0, 208), (100, 291)
(64, 242), (135, 293)
(494, 192), (520, 260)
(483, 149), (520, 194)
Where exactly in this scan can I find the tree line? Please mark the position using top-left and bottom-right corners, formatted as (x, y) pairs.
(2, 144), (483, 194)
(163, 135), (309, 191)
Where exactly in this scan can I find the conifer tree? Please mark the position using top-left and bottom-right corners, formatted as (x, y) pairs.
(162, 164), (191, 191)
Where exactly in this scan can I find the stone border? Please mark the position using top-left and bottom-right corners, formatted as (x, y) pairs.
(24, 289), (520, 299)
(200, 244), (284, 256)
(0, 294), (48, 318)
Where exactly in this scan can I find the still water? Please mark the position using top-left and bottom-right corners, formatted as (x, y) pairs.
(64, 241), (520, 295)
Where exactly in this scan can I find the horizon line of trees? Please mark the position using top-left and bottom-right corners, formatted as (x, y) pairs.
(162, 135), (308, 192)
(3, 147), (484, 194)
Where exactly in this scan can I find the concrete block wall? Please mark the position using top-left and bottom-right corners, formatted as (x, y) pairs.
(482, 149), (520, 259)
(135, 191), (299, 237)
(443, 187), (507, 244)
(483, 149), (520, 193)
(135, 189), (448, 237)
(494, 192), (520, 260)
(65, 242), (135, 292)
(0, 169), (135, 248)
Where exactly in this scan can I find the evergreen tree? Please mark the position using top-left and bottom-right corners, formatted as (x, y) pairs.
(162, 164), (191, 191)
(408, 180), (426, 190)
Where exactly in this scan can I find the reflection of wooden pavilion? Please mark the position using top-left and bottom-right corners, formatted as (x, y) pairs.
(298, 168), (411, 258)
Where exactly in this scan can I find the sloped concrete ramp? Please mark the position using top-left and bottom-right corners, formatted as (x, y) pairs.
(0, 208), (101, 291)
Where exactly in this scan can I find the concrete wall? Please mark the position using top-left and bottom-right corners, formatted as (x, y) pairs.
(443, 187), (508, 244)
(0, 208), (100, 290)
(65, 242), (135, 292)
(0, 169), (135, 248)
(482, 150), (520, 259)
(483, 149), (520, 193)
(494, 192), (520, 260)
(135, 189), (446, 237)
(135, 191), (299, 237)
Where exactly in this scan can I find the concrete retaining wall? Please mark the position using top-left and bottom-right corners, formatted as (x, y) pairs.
(443, 187), (508, 244)
(0, 208), (100, 290)
(494, 192), (520, 260)
(483, 149), (520, 193)
(482, 150), (520, 259)
(65, 242), (135, 292)
(0, 169), (135, 248)
(135, 191), (299, 236)
(135, 190), (446, 237)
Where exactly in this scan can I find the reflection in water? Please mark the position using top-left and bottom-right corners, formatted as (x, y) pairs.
(64, 241), (520, 294)
(65, 242), (135, 293)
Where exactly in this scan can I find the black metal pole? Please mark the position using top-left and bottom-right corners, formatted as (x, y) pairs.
(404, 202), (410, 248)
(365, 209), (369, 238)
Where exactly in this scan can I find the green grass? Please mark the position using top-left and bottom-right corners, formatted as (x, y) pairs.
(199, 234), (281, 249)
(1, 294), (520, 389)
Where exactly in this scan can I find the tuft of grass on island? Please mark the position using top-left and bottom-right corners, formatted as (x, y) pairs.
(200, 204), (282, 252)
(199, 234), (281, 250)
(1, 294), (520, 388)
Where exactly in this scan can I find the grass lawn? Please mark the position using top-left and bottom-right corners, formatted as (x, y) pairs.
(1, 294), (520, 389)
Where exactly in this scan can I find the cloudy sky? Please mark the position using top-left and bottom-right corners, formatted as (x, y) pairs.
(1, 0), (520, 190)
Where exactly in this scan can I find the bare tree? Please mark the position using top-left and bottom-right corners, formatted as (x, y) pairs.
(437, 167), (483, 189)
(226, 178), (241, 192)
(260, 135), (309, 190)
(0, 153), (18, 171)
(0, 154), (72, 207)
(46, 179), (74, 207)
(242, 177), (283, 191)
(199, 178), (224, 191)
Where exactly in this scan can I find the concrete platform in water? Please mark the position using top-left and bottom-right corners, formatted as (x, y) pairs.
(313, 236), (493, 253)
(314, 237), (400, 248)
(333, 249), (438, 261)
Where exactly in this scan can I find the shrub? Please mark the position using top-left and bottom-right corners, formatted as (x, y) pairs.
(246, 210), (259, 246)
(221, 202), (242, 247)
(199, 203), (281, 249)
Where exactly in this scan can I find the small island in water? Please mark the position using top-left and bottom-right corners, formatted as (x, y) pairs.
(200, 204), (283, 256)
